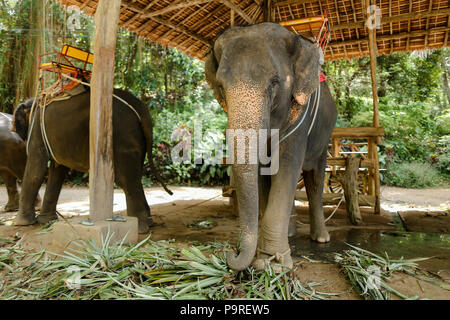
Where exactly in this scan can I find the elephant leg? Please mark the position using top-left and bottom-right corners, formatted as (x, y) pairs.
(258, 174), (270, 219)
(1, 171), (19, 212)
(38, 162), (68, 224)
(254, 146), (304, 270)
(14, 126), (48, 226)
(303, 149), (330, 243)
(122, 181), (151, 234)
(116, 162), (151, 234)
(288, 201), (297, 237)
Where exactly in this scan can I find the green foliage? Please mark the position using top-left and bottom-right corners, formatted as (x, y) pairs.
(383, 162), (444, 188)
(325, 49), (450, 185)
(151, 101), (229, 186)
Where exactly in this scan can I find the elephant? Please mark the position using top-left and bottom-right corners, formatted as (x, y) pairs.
(0, 112), (28, 212)
(205, 23), (337, 271)
(11, 88), (172, 233)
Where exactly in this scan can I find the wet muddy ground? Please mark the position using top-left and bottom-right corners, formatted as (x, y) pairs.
(0, 185), (449, 299)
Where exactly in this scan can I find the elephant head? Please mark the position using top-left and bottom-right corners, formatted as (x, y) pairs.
(205, 23), (322, 271)
(11, 98), (36, 141)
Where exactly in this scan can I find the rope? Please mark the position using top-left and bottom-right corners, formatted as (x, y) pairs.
(295, 193), (345, 226)
(307, 82), (321, 136)
(59, 74), (142, 122)
(26, 74), (143, 164)
(40, 97), (60, 164)
(324, 194), (345, 223)
(26, 98), (39, 156)
(257, 248), (291, 265)
(278, 82), (322, 144)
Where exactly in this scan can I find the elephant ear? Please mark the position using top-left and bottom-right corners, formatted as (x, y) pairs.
(292, 35), (322, 106)
(11, 102), (30, 141)
(205, 50), (228, 113)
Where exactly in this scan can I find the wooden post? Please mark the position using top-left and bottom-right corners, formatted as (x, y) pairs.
(89, 0), (122, 222)
(230, 9), (235, 27)
(365, 0), (381, 214)
(338, 157), (363, 225)
(370, 138), (381, 214)
(263, 0), (272, 22)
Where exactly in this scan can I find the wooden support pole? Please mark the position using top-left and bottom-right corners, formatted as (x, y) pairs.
(230, 9), (235, 27)
(364, 0), (380, 128)
(364, 0), (381, 214)
(370, 137), (381, 214)
(89, 0), (122, 222)
(263, 0), (272, 22)
(337, 157), (363, 225)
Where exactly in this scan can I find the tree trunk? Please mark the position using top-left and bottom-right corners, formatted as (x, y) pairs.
(337, 157), (363, 225)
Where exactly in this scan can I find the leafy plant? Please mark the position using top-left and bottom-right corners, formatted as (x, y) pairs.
(0, 233), (337, 300)
(383, 161), (444, 188)
(335, 244), (429, 300)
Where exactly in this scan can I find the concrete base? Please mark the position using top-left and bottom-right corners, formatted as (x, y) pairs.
(50, 216), (138, 253)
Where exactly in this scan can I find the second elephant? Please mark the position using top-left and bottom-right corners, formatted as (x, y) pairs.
(12, 88), (172, 233)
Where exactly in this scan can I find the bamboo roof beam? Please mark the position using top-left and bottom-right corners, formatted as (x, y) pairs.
(331, 7), (450, 31)
(425, 0), (433, 48)
(328, 25), (450, 48)
(273, 0), (314, 7)
(219, 0), (254, 24)
(142, 0), (214, 18)
(153, 2), (206, 43)
(80, 0), (92, 10)
(121, 0), (159, 28)
(56, 0), (449, 62)
(150, 16), (213, 47)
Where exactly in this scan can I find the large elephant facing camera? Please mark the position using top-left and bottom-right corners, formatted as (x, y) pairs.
(12, 89), (172, 233)
(206, 23), (337, 271)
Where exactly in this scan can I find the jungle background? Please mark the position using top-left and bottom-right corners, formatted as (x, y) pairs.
(0, 0), (449, 188)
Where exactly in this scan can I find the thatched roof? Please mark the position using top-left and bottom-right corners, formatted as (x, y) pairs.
(58, 0), (449, 61)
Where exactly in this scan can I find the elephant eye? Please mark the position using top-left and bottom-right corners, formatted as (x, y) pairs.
(270, 77), (280, 88)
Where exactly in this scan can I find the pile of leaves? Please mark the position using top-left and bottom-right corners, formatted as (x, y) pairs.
(0, 233), (337, 300)
(334, 244), (430, 300)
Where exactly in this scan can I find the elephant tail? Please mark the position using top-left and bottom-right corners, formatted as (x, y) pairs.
(140, 110), (173, 196)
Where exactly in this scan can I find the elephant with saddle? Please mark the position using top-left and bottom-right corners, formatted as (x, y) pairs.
(12, 87), (172, 233)
(0, 112), (33, 212)
(205, 23), (337, 271)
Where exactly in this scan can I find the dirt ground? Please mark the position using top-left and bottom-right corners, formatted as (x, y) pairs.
(0, 184), (449, 300)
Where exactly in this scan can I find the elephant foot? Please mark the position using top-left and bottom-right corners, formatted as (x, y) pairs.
(252, 248), (293, 272)
(310, 228), (330, 243)
(4, 202), (19, 212)
(14, 213), (38, 226)
(35, 196), (42, 211)
(147, 216), (155, 227)
(37, 212), (58, 224)
(138, 220), (150, 234)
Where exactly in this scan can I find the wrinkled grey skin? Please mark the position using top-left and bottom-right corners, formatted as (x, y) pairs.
(205, 23), (337, 271)
(0, 112), (28, 212)
(12, 89), (172, 233)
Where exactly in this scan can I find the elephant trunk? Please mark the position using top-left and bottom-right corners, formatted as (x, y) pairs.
(226, 95), (267, 271)
(227, 163), (260, 271)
